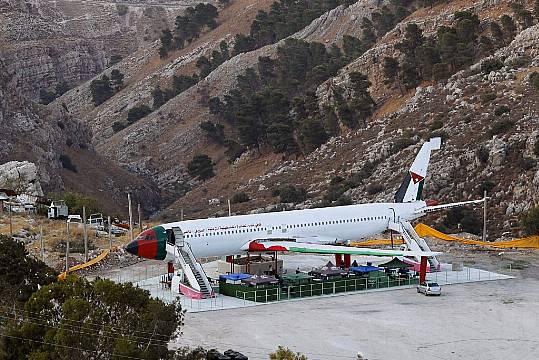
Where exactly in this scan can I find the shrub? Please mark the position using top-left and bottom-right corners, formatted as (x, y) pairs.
(478, 180), (495, 195)
(127, 104), (152, 124)
(116, 4), (128, 16)
(112, 121), (127, 132)
(534, 138), (539, 157)
(518, 156), (536, 170)
(199, 121), (225, 143)
(366, 183), (383, 195)
(391, 137), (416, 153)
(480, 92), (496, 104)
(187, 154), (214, 180)
(520, 206), (539, 235)
(59, 154), (77, 172)
(231, 192), (250, 204)
(476, 146), (489, 164)
(530, 71), (539, 90)
(481, 58), (504, 74)
(489, 119), (514, 135)
(278, 185), (307, 203)
(494, 104), (510, 116)
(442, 207), (482, 235)
(90, 75), (113, 106)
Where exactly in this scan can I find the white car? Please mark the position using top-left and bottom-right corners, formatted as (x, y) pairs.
(417, 282), (442, 296)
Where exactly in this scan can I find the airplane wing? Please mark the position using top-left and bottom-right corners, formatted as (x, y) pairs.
(241, 240), (440, 257)
(414, 198), (485, 214)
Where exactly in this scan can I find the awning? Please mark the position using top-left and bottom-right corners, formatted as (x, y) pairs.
(349, 266), (381, 273)
(378, 257), (410, 269)
(219, 273), (252, 281)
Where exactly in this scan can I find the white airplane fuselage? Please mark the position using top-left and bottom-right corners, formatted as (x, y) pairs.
(158, 201), (425, 258)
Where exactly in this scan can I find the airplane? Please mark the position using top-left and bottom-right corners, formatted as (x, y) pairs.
(125, 137), (483, 266)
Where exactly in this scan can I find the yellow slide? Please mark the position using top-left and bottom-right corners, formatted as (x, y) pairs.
(58, 249), (110, 280)
(351, 224), (539, 249)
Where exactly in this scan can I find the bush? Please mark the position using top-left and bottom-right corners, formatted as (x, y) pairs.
(489, 119), (514, 135)
(366, 183), (383, 195)
(187, 154), (214, 180)
(112, 121), (127, 132)
(481, 58), (504, 74)
(127, 104), (152, 124)
(475, 146), (489, 164)
(480, 92), (496, 104)
(478, 180), (495, 195)
(90, 75), (113, 106)
(520, 206), (539, 235)
(0, 235), (57, 305)
(231, 192), (250, 204)
(59, 154), (77, 172)
(116, 4), (128, 16)
(494, 104), (510, 116)
(442, 207), (482, 235)
(518, 156), (537, 170)
(1, 277), (181, 360)
(530, 71), (539, 90)
(199, 121), (225, 143)
(391, 137), (416, 153)
(278, 185), (307, 203)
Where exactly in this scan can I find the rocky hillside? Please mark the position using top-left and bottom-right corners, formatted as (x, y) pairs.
(0, 0), (202, 100)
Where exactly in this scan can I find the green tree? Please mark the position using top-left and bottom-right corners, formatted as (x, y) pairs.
(277, 185), (307, 203)
(500, 15), (517, 44)
(510, 3), (534, 29)
(231, 192), (250, 204)
(90, 75), (113, 106)
(342, 35), (363, 60)
(269, 346), (308, 360)
(490, 21), (505, 47)
(0, 235), (57, 307)
(50, 192), (101, 215)
(299, 119), (328, 153)
(529, 71), (539, 91)
(110, 69), (124, 90)
(383, 56), (400, 86)
(199, 121), (225, 143)
(187, 154), (214, 180)
(127, 105), (152, 124)
(348, 72), (375, 126)
(360, 17), (376, 49)
(520, 206), (539, 235)
(1, 277), (181, 360)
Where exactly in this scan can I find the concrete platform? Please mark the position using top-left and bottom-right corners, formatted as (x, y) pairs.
(128, 261), (513, 313)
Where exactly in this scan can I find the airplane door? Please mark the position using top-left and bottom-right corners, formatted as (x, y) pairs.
(388, 208), (396, 223)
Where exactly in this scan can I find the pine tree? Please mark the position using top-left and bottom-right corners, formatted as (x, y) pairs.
(90, 75), (113, 106)
(187, 154), (215, 180)
(348, 72), (376, 127)
(500, 15), (517, 44)
(152, 85), (166, 109)
(401, 61), (421, 89)
(383, 57), (400, 86)
(342, 35), (363, 60)
(490, 21), (505, 47)
(110, 69), (124, 90)
(360, 17), (376, 49)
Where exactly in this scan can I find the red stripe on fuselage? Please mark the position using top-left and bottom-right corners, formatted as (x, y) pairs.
(138, 239), (158, 259)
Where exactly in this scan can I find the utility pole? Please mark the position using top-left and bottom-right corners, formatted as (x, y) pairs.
(108, 216), (112, 250)
(83, 206), (88, 262)
(8, 203), (13, 237)
(228, 198), (231, 216)
(180, 208), (184, 221)
(128, 193), (133, 242)
(483, 190), (488, 242)
(40, 225), (44, 262)
(137, 203), (142, 233)
(65, 221), (70, 273)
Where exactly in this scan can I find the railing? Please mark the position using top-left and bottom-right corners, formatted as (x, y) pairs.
(234, 276), (419, 304)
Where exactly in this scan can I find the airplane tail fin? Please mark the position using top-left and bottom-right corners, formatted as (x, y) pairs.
(394, 137), (441, 203)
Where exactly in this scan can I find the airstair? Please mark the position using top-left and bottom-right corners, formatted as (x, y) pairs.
(170, 227), (214, 298)
(388, 220), (440, 270)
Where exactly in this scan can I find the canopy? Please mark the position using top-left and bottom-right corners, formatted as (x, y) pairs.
(379, 257), (410, 269)
(219, 273), (252, 281)
(349, 266), (381, 273)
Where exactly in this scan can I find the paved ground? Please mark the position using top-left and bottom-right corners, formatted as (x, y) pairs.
(174, 278), (539, 360)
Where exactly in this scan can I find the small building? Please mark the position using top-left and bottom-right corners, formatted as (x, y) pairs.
(48, 201), (68, 219)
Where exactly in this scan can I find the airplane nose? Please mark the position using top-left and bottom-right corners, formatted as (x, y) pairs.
(125, 240), (138, 256)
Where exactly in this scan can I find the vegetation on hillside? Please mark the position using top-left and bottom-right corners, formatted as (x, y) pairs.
(520, 206), (539, 235)
(90, 69), (124, 106)
(159, 4), (219, 58)
(187, 154), (215, 180)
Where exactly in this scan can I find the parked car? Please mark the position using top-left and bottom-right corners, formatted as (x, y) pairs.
(417, 282), (442, 296)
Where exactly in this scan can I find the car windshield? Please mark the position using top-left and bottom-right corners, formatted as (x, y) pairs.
(428, 282), (439, 287)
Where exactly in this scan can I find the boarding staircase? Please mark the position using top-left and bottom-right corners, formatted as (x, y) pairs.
(388, 220), (440, 270)
(171, 227), (214, 298)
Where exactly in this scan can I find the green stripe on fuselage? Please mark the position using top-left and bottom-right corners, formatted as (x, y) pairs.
(154, 226), (168, 260)
(289, 247), (405, 257)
